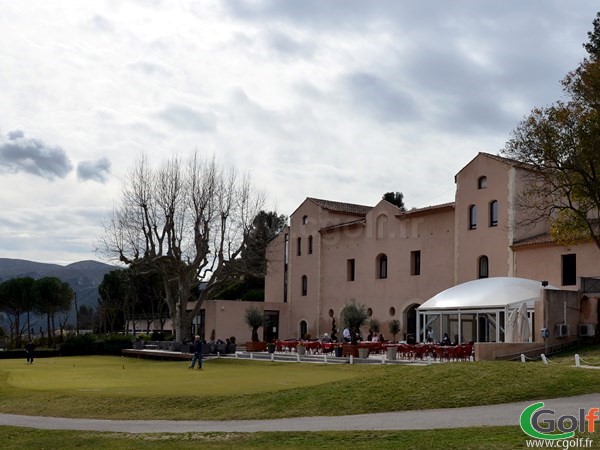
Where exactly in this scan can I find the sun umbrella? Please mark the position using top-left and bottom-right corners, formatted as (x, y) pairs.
(505, 308), (519, 343)
(516, 302), (531, 342)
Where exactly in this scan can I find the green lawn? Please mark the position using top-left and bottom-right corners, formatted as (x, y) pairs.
(5, 425), (587, 450)
(1, 352), (599, 449)
(1, 355), (599, 420)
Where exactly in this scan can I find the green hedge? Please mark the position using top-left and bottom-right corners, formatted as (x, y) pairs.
(59, 334), (133, 356)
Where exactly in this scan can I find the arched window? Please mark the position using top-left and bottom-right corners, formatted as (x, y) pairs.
(308, 235), (313, 254)
(297, 237), (302, 256)
(478, 255), (489, 279)
(478, 176), (488, 189)
(299, 320), (308, 339)
(489, 200), (498, 227)
(376, 214), (388, 240)
(301, 275), (308, 296)
(469, 205), (477, 230)
(302, 215), (308, 225)
(377, 254), (388, 279)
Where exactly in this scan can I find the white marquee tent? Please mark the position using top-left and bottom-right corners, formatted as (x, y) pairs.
(416, 277), (553, 344)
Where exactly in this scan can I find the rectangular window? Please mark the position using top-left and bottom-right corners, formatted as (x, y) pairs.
(562, 254), (577, 286)
(469, 205), (477, 230)
(411, 251), (421, 276)
(297, 237), (302, 256)
(347, 259), (355, 281)
(490, 201), (498, 227)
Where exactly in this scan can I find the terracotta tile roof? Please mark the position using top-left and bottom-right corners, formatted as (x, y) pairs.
(307, 197), (373, 215)
(320, 219), (366, 232)
(398, 202), (455, 217)
(511, 233), (554, 248)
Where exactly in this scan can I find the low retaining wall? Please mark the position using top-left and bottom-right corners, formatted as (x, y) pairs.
(475, 339), (580, 361)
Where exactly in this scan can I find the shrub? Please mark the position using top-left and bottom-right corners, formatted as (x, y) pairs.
(388, 319), (401, 342)
(60, 333), (100, 356)
(102, 334), (134, 355)
(241, 289), (265, 301)
(244, 306), (264, 342)
(341, 300), (369, 344)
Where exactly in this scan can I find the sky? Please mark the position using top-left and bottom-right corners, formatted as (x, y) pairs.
(0, 1), (598, 265)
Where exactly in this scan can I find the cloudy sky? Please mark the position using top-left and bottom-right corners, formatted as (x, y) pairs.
(1, 1), (598, 265)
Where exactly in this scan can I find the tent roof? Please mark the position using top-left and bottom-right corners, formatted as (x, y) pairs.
(418, 277), (554, 311)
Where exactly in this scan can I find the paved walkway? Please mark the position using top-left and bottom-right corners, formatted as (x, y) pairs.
(1, 394), (599, 433)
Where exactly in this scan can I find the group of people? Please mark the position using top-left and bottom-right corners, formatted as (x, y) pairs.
(426, 327), (459, 346)
(336, 328), (385, 343)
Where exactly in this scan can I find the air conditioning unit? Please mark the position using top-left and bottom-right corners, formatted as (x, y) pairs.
(579, 324), (596, 337)
(555, 324), (570, 338)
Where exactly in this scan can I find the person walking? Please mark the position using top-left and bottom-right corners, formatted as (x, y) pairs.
(25, 341), (35, 364)
(189, 335), (203, 370)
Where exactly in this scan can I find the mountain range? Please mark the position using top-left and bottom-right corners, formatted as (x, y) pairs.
(0, 258), (121, 322)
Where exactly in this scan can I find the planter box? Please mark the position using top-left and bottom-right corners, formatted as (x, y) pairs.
(386, 346), (398, 360)
(296, 345), (306, 355)
(267, 344), (276, 353)
(342, 344), (358, 357)
(245, 341), (267, 352)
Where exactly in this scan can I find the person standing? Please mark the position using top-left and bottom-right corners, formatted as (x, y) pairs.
(189, 335), (203, 370)
(25, 341), (35, 364)
(343, 327), (351, 342)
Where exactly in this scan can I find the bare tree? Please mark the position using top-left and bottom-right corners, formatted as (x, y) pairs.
(98, 153), (263, 341)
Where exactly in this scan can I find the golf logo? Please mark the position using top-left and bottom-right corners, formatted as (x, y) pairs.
(520, 401), (598, 441)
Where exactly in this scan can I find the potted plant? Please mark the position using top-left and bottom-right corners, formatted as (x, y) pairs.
(267, 342), (276, 353)
(244, 306), (266, 352)
(369, 318), (381, 337)
(340, 300), (369, 356)
(358, 345), (370, 359)
(387, 319), (401, 360)
(296, 342), (306, 355)
(388, 319), (400, 342)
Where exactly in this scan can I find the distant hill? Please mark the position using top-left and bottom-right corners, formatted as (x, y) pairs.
(0, 258), (122, 325)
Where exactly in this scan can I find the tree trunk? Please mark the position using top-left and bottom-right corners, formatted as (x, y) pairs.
(46, 314), (52, 348)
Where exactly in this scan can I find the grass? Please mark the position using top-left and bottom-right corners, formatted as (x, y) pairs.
(1, 355), (599, 420)
(1, 353), (599, 448)
(4, 425), (584, 449)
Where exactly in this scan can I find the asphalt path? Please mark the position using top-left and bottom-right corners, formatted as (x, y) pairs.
(1, 394), (599, 433)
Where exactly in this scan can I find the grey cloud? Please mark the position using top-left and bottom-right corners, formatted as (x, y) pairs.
(0, 132), (73, 180)
(7, 129), (24, 140)
(77, 157), (111, 183)
(342, 72), (419, 123)
(222, 0), (397, 30)
(265, 29), (316, 59)
(157, 105), (217, 132)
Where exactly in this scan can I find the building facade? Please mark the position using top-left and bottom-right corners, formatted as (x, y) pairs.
(263, 152), (600, 343)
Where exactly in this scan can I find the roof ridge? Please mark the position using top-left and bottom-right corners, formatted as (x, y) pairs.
(307, 197), (373, 215)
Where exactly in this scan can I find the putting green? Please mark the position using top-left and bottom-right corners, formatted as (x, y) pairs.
(4, 356), (364, 397)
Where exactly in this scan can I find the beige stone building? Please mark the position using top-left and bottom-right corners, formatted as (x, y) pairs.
(181, 152), (598, 350)
(259, 152), (599, 346)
